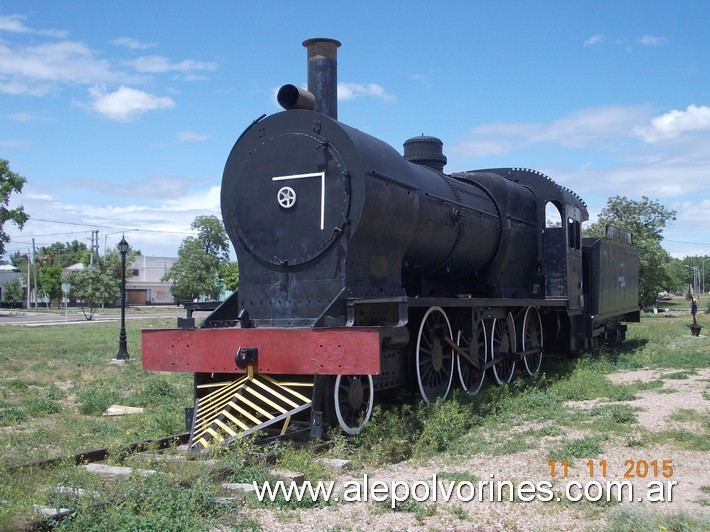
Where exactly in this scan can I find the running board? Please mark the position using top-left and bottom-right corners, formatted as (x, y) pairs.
(188, 371), (313, 452)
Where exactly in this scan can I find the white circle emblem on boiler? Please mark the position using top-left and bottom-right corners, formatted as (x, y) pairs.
(277, 186), (296, 208)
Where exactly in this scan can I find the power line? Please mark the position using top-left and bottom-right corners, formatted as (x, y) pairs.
(9, 227), (195, 240)
(665, 239), (709, 246)
(8, 229), (93, 238)
(21, 217), (196, 235)
(28, 218), (121, 229)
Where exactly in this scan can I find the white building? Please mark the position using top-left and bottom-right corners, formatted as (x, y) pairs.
(126, 256), (178, 305)
(0, 264), (24, 305)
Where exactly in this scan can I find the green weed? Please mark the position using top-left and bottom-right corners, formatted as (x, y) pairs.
(76, 385), (118, 415)
(412, 395), (479, 457)
(605, 506), (710, 532)
(548, 436), (604, 464)
(55, 473), (226, 531)
(0, 405), (26, 425)
(662, 371), (692, 380)
(23, 397), (62, 418)
(547, 359), (636, 402)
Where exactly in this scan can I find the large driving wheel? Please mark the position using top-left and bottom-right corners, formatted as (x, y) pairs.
(490, 312), (516, 385)
(456, 310), (488, 395)
(522, 306), (543, 376)
(331, 374), (374, 435)
(416, 306), (454, 403)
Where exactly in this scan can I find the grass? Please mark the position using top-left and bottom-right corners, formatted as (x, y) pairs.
(0, 310), (708, 529)
(615, 310), (710, 370)
(548, 435), (605, 464)
(605, 506), (710, 531)
(0, 317), (192, 467)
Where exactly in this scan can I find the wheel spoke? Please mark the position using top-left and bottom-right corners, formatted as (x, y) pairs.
(332, 374), (374, 435)
(491, 314), (516, 385)
(416, 307), (454, 403)
(522, 307), (543, 376)
(457, 311), (487, 395)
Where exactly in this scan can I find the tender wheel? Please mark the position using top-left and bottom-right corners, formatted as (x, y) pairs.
(490, 313), (516, 385)
(416, 306), (454, 403)
(522, 306), (543, 376)
(332, 374), (374, 435)
(456, 310), (488, 395)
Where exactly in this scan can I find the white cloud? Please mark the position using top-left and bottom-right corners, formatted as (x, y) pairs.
(128, 55), (217, 74)
(0, 17), (214, 97)
(638, 35), (667, 46)
(450, 105), (648, 159)
(0, 40), (129, 95)
(634, 105), (710, 143)
(0, 14), (67, 38)
(111, 37), (157, 50)
(87, 85), (175, 121)
(410, 73), (431, 89)
(338, 82), (395, 102)
(163, 185), (221, 211)
(65, 174), (195, 199)
(7, 184), (212, 257)
(26, 192), (53, 201)
(584, 34), (605, 46)
(7, 112), (42, 122)
(0, 139), (31, 148)
(177, 131), (209, 142)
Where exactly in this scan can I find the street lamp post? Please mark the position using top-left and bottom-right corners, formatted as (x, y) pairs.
(115, 236), (130, 361)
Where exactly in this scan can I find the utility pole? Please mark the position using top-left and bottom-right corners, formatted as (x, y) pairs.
(32, 238), (37, 310)
(26, 248), (30, 310)
(94, 230), (100, 266)
(89, 230), (100, 268)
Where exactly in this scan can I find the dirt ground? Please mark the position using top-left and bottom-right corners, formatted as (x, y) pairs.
(242, 368), (710, 531)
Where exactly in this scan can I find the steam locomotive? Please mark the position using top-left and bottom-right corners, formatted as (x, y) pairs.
(142, 39), (640, 450)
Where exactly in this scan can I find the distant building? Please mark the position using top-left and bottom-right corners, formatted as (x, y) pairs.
(126, 256), (177, 305)
(63, 262), (85, 273)
(0, 264), (23, 305)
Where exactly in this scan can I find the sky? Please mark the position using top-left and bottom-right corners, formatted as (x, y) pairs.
(1, 1), (709, 265)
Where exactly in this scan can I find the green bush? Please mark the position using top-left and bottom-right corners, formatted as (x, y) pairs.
(0, 405), (26, 426)
(76, 386), (117, 416)
(140, 375), (179, 406)
(23, 398), (61, 418)
(606, 506), (710, 532)
(354, 403), (420, 465)
(56, 474), (224, 531)
(413, 395), (478, 457)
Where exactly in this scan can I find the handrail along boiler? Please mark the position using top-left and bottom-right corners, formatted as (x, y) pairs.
(142, 38), (640, 450)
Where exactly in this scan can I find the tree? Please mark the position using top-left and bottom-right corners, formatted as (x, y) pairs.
(101, 244), (140, 281)
(584, 195), (677, 307)
(2, 277), (24, 307)
(0, 159), (29, 258)
(38, 263), (63, 308)
(10, 251), (28, 269)
(222, 261), (239, 292)
(163, 238), (223, 302)
(192, 215), (230, 260)
(65, 268), (120, 320)
(37, 240), (89, 268)
(667, 257), (690, 294)
(162, 216), (230, 302)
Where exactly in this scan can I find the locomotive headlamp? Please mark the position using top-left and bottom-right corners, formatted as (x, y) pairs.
(235, 346), (258, 370)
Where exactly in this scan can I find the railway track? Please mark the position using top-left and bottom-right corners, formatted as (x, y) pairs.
(8, 425), (335, 531)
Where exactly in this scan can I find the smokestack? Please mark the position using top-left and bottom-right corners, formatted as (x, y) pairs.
(302, 38), (341, 120)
